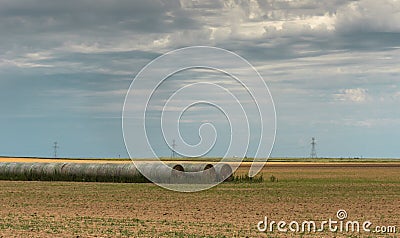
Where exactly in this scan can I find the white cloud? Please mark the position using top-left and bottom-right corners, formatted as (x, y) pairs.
(0, 59), (53, 68)
(335, 0), (400, 33)
(24, 52), (53, 60)
(334, 88), (369, 103)
(329, 118), (400, 128)
(263, 13), (336, 38)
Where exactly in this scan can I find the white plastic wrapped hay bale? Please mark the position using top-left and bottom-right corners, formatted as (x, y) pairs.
(135, 162), (184, 184)
(42, 163), (67, 179)
(180, 163), (217, 184)
(214, 163), (233, 182)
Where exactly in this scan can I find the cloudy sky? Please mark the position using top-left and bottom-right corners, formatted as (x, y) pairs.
(1, 0), (399, 158)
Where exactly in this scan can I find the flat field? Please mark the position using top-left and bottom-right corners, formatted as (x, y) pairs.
(0, 162), (399, 237)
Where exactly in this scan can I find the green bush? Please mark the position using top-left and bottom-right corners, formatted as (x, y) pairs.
(232, 174), (264, 183)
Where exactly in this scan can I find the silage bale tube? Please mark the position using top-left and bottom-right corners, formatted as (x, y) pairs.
(42, 163), (67, 180)
(28, 163), (45, 180)
(118, 163), (144, 182)
(0, 162), (231, 183)
(214, 163), (233, 182)
(60, 163), (82, 181)
(135, 162), (184, 184)
(16, 163), (33, 180)
(180, 163), (217, 184)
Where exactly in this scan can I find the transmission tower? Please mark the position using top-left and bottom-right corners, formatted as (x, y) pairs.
(53, 141), (59, 158)
(170, 139), (177, 159)
(310, 137), (317, 159)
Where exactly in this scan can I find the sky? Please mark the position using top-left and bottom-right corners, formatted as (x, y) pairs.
(0, 0), (399, 159)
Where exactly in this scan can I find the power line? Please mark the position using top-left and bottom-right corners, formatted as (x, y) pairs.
(53, 141), (59, 158)
(170, 139), (177, 159)
(310, 137), (317, 159)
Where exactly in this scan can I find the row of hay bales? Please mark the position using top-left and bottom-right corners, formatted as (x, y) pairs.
(0, 162), (233, 183)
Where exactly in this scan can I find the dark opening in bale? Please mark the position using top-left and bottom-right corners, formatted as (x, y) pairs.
(170, 164), (184, 183)
(172, 164), (184, 171)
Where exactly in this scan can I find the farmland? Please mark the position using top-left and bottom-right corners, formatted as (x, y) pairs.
(0, 160), (399, 237)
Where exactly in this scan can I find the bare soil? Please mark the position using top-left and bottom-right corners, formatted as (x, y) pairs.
(0, 163), (399, 237)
